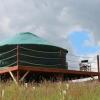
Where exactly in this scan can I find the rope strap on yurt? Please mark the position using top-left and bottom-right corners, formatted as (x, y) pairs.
(19, 46), (65, 67)
(19, 60), (61, 67)
(0, 46), (66, 68)
(0, 47), (17, 67)
(20, 46), (60, 54)
(20, 53), (61, 59)
(0, 48), (16, 56)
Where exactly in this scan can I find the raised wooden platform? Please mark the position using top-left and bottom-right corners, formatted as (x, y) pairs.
(0, 66), (18, 74)
(18, 66), (99, 77)
(0, 66), (99, 82)
(0, 66), (98, 76)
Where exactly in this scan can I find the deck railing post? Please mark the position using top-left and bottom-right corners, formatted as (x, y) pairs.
(17, 45), (19, 67)
(97, 55), (100, 81)
(60, 49), (65, 67)
(17, 45), (19, 82)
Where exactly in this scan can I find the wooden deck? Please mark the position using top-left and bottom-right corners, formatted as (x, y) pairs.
(0, 66), (18, 74)
(0, 66), (99, 83)
(18, 66), (99, 77)
(0, 66), (98, 76)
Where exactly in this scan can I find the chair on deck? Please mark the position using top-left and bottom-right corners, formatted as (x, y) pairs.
(79, 60), (91, 71)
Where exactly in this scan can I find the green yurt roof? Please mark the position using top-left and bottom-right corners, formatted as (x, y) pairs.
(0, 32), (68, 52)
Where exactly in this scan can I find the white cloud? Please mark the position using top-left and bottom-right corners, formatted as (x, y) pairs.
(83, 32), (95, 47)
(1, 17), (11, 31)
(0, 3), (70, 49)
(0, 0), (100, 70)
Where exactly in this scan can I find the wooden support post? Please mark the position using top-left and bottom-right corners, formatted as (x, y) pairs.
(17, 45), (19, 67)
(60, 50), (64, 66)
(9, 71), (18, 85)
(20, 71), (29, 81)
(97, 55), (100, 81)
(17, 70), (19, 82)
(16, 45), (19, 83)
(60, 74), (64, 81)
(90, 64), (91, 72)
(56, 73), (63, 82)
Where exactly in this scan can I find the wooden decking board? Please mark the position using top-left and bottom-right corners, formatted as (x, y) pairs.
(0, 66), (18, 74)
(19, 66), (99, 76)
(0, 66), (98, 77)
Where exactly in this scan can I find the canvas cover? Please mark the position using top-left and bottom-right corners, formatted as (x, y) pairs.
(0, 32), (68, 69)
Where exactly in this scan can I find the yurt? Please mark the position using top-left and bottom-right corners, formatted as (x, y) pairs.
(0, 32), (68, 82)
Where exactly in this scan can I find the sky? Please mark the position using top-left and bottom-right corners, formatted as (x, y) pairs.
(69, 32), (99, 55)
(0, 0), (100, 70)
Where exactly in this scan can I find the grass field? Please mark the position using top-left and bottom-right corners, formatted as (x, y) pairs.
(0, 81), (100, 100)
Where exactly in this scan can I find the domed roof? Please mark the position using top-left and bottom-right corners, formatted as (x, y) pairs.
(0, 32), (50, 45)
(0, 32), (68, 52)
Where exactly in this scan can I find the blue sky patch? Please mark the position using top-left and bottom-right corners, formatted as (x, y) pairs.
(69, 32), (99, 55)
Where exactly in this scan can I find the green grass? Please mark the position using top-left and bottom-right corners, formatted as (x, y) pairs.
(0, 81), (100, 100)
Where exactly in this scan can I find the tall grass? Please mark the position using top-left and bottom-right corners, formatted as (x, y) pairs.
(0, 81), (100, 100)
